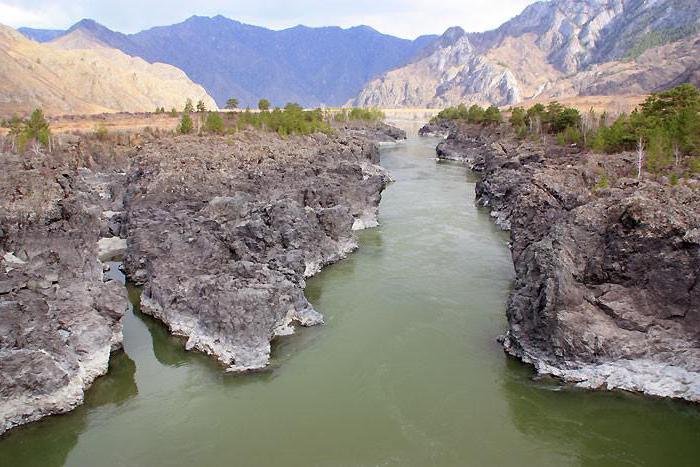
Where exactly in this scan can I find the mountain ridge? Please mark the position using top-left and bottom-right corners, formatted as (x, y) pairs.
(0, 23), (216, 117)
(352, 0), (700, 108)
(21, 16), (437, 108)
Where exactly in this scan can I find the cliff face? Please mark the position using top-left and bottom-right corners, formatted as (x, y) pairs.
(430, 122), (700, 401)
(0, 24), (216, 117)
(353, 0), (700, 108)
(0, 147), (128, 434)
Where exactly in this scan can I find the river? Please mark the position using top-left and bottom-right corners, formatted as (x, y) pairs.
(1, 136), (699, 466)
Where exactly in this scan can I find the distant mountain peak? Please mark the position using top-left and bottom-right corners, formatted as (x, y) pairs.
(68, 18), (106, 32)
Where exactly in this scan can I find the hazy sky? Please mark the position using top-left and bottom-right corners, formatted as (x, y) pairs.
(1, 0), (539, 38)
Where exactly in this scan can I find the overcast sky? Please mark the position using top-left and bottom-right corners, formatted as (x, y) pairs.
(0, 0), (540, 38)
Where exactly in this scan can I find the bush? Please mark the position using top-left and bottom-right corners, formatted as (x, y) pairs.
(515, 125), (528, 139)
(179, 113), (194, 134)
(557, 126), (582, 146)
(483, 106), (503, 125)
(594, 173), (609, 190)
(334, 110), (348, 122)
(435, 103), (493, 125)
(24, 108), (50, 148)
(204, 112), (225, 134)
(95, 124), (108, 140)
(510, 107), (526, 127)
(348, 107), (385, 121)
(169, 108), (178, 117)
(196, 100), (207, 113)
(235, 105), (332, 136)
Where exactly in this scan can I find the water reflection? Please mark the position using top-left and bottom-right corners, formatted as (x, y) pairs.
(501, 358), (700, 466)
(0, 349), (138, 467)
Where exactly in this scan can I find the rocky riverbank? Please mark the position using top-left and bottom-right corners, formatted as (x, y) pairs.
(0, 122), (401, 433)
(123, 126), (398, 371)
(428, 122), (700, 402)
(0, 149), (129, 435)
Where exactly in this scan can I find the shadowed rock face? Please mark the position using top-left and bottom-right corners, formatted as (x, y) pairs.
(428, 122), (700, 401)
(0, 155), (128, 435)
(123, 125), (401, 371)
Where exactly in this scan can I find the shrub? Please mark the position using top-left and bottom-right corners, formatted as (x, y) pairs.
(169, 108), (178, 117)
(515, 125), (528, 139)
(334, 110), (348, 122)
(24, 108), (50, 147)
(95, 124), (108, 140)
(196, 100), (207, 113)
(483, 106), (503, 125)
(594, 173), (609, 190)
(348, 107), (385, 121)
(179, 113), (194, 134)
(204, 112), (225, 134)
(510, 107), (526, 127)
(235, 105), (332, 136)
(435, 103), (492, 125)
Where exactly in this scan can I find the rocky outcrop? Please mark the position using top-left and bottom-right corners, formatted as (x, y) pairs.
(0, 153), (128, 435)
(429, 122), (700, 401)
(0, 122), (402, 433)
(122, 126), (399, 371)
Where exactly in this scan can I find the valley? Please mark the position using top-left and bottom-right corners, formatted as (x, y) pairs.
(1, 0), (700, 464)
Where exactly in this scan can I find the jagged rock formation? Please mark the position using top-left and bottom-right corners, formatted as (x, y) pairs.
(0, 151), (128, 435)
(428, 121), (700, 401)
(123, 124), (401, 370)
(353, 0), (700, 108)
(0, 121), (404, 433)
(0, 24), (216, 117)
(21, 17), (436, 108)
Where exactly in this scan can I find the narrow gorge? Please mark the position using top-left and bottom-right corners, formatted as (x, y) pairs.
(1, 125), (699, 466)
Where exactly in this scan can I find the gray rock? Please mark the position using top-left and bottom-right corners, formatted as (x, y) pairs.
(0, 154), (128, 434)
(431, 120), (700, 402)
(123, 126), (398, 371)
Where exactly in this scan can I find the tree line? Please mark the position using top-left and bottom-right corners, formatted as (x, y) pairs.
(507, 84), (700, 178)
(430, 104), (504, 125)
(433, 84), (700, 180)
(176, 97), (386, 137)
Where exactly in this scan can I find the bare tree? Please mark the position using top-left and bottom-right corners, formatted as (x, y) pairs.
(30, 141), (42, 156)
(636, 136), (645, 181)
(673, 142), (681, 168)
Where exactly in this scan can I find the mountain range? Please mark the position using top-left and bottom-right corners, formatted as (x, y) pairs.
(352, 0), (700, 108)
(10, 0), (700, 114)
(0, 24), (215, 117)
(20, 17), (435, 108)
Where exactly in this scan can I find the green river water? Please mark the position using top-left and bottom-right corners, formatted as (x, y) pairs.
(1, 136), (699, 466)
